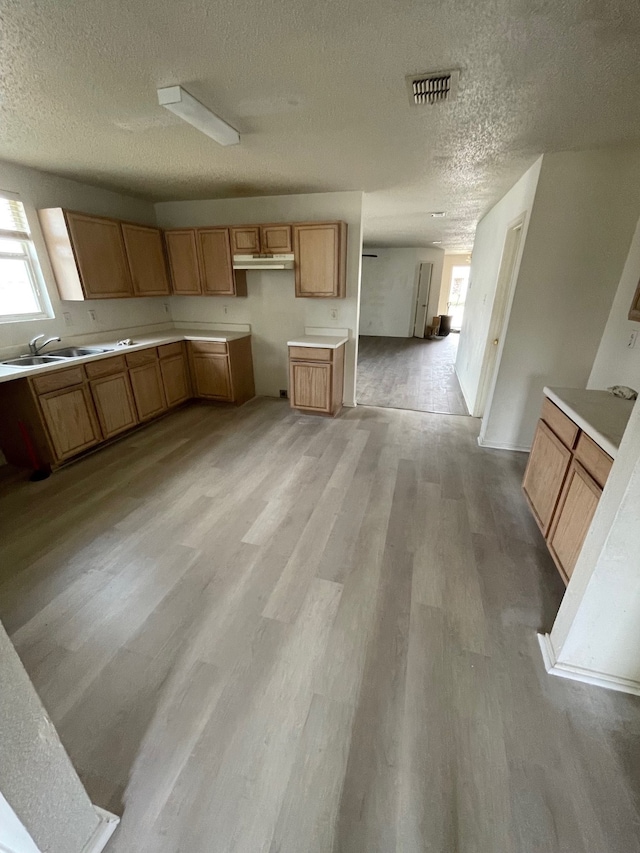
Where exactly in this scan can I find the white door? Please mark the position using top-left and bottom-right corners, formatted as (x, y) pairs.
(0, 793), (41, 853)
(413, 263), (433, 338)
(475, 216), (524, 418)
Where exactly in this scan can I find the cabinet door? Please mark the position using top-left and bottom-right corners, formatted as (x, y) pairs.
(261, 224), (292, 253)
(65, 212), (133, 298)
(231, 227), (260, 254)
(548, 461), (602, 581)
(165, 230), (202, 295)
(294, 222), (346, 298)
(522, 419), (572, 534)
(90, 373), (138, 438)
(160, 353), (191, 407)
(122, 223), (171, 296)
(129, 362), (167, 421)
(38, 385), (101, 461)
(198, 228), (237, 295)
(191, 353), (232, 400)
(290, 361), (332, 412)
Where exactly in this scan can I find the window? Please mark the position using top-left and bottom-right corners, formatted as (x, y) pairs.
(0, 193), (52, 322)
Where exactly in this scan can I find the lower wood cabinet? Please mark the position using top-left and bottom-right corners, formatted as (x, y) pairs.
(188, 338), (255, 404)
(38, 384), (101, 461)
(159, 343), (191, 407)
(0, 336), (255, 470)
(90, 373), (138, 438)
(547, 460), (602, 580)
(522, 397), (613, 584)
(127, 355), (167, 421)
(288, 344), (345, 416)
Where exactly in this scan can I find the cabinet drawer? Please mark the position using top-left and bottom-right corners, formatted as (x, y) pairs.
(126, 348), (158, 367)
(541, 398), (579, 450)
(574, 432), (613, 488)
(85, 355), (127, 379)
(31, 366), (86, 394)
(157, 342), (184, 359)
(189, 340), (228, 355)
(289, 346), (332, 362)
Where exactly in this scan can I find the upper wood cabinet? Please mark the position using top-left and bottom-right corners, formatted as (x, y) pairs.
(629, 278), (640, 322)
(293, 222), (347, 298)
(39, 209), (134, 300)
(230, 224), (293, 255)
(164, 227), (246, 296)
(121, 223), (171, 297)
(164, 229), (202, 295)
(231, 227), (260, 254)
(261, 224), (292, 253)
(198, 228), (246, 296)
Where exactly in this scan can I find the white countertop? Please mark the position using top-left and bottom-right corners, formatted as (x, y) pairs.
(543, 386), (635, 458)
(287, 334), (348, 349)
(0, 328), (251, 384)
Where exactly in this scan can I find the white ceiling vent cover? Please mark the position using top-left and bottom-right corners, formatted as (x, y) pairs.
(407, 70), (460, 106)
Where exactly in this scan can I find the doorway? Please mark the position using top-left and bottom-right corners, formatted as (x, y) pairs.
(356, 251), (470, 416)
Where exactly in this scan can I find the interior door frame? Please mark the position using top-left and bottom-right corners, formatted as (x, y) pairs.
(474, 212), (526, 421)
(0, 793), (41, 853)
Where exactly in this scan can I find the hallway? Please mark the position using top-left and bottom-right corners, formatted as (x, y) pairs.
(356, 333), (468, 415)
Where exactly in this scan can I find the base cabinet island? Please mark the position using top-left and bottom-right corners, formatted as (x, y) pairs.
(287, 335), (347, 416)
(0, 331), (254, 471)
(522, 387), (633, 583)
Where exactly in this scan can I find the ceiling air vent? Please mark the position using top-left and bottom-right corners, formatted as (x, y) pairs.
(407, 69), (460, 106)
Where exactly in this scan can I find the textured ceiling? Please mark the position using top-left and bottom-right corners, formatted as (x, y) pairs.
(1, 0), (640, 250)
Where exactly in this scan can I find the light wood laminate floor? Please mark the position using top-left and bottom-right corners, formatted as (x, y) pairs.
(1, 399), (639, 853)
(357, 333), (469, 415)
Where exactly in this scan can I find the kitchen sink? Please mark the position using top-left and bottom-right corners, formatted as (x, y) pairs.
(48, 346), (115, 358)
(1, 355), (68, 366)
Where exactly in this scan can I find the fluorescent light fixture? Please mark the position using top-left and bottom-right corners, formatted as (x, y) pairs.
(432, 240), (442, 244)
(157, 85), (240, 146)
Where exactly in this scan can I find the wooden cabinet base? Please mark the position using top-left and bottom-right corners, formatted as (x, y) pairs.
(288, 344), (345, 416)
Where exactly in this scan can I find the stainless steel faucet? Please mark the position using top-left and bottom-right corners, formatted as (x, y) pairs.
(28, 334), (61, 355)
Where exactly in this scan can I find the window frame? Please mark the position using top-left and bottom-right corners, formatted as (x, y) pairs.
(0, 190), (54, 324)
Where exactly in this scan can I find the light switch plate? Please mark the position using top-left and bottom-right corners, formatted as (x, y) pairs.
(628, 330), (638, 349)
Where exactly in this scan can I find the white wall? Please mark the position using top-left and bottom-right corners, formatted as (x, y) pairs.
(438, 253), (471, 315)
(480, 148), (640, 450)
(359, 247), (444, 337)
(588, 215), (640, 391)
(456, 158), (542, 416)
(0, 619), (100, 853)
(156, 192), (363, 405)
(0, 160), (167, 355)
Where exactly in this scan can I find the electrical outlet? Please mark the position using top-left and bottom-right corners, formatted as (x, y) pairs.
(279, 389), (288, 399)
(163, 301), (170, 315)
(63, 312), (73, 327)
(330, 308), (338, 321)
(223, 305), (229, 315)
(628, 330), (638, 349)
(87, 309), (97, 325)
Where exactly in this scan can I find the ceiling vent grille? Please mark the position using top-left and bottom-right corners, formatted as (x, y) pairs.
(407, 70), (460, 106)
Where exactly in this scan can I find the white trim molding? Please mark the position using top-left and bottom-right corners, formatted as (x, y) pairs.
(81, 807), (120, 853)
(537, 633), (640, 697)
(477, 436), (530, 452)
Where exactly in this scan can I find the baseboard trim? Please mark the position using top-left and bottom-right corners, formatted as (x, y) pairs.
(537, 633), (640, 697)
(477, 435), (530, 452)
(82, 806), (120, 853)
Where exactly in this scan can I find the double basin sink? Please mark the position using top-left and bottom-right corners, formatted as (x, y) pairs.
(1, 346), (117, 367)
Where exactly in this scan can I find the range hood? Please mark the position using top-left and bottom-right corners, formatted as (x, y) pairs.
(233, 253), (294, 270)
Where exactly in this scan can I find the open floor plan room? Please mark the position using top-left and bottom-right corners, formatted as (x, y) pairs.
(1, 399), (639, 852)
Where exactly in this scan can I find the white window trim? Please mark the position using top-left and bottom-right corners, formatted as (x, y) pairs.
(0, 189), (54, 324)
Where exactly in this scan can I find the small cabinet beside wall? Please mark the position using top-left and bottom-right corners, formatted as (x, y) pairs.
(523, 397), (613, 583)
(288, 344), (345, 416)
(164, 227), (247, 297)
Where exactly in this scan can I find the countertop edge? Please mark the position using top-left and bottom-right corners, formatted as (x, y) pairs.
(287, 336), (348, 349)
(543, 387), (619, 459)
(0, 330), (251, 384)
